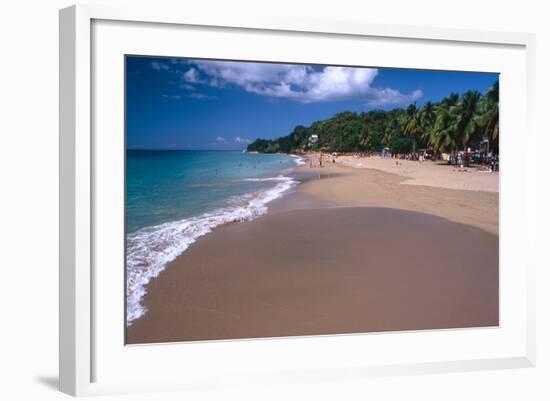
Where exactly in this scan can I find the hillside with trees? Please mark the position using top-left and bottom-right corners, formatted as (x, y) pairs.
(247, 82), (499, 156)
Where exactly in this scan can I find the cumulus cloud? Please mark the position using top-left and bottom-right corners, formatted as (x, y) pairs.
(183, 68), (202, 83)
(215, 136), (225, 142)
(181, 61), (422, 106)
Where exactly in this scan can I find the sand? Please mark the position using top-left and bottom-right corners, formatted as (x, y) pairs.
(126, 158), (499, 344)
(299, 160), (498, 235)
(126, 207), (498, 344)
(337, 155), (499, 193)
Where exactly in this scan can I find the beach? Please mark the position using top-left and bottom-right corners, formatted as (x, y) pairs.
(126, 155), (499, 344)
(299, 156), (498, 235)
(337, 155), (499, 193)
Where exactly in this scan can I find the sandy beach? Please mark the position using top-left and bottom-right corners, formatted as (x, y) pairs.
(127, 157), (499, 344)
(337, 155), (499, 193)
(300, 156), (498, 234)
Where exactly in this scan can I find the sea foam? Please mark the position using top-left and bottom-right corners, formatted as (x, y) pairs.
(126, 175), (298, 325)
(291, 155), (306, 165)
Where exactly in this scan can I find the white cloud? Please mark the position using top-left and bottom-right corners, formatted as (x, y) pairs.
(181, 61), (422, 106)
(365, 88), (423, 106)
(180, 83), (195, 91)
(151, 61), (170, 71)
(216, 136), (252, 145)
(183, 68), (202, 83)
(234, 136), (251, 144)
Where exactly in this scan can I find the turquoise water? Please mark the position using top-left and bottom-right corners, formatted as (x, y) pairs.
(126, 150), (303, 324)
(126, 150), (299, 233)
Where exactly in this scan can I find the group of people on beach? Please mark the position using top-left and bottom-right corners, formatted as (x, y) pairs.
(309, 153), (324, 168)
(303, 149), (498, 175)
(308, 153), (336, 168)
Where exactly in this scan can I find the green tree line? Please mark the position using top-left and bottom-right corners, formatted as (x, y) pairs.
(247, 81), (499, 156)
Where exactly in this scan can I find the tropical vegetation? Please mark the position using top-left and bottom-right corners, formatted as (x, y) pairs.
(246, 82), (499, 156)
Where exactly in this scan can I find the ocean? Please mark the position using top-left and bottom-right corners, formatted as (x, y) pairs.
(126, 150), (304, 324)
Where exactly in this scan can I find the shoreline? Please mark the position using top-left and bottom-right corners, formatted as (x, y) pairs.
(126, 154), (499, 342)
(127, 206), (498, 344)
(126, 154), (309, 324)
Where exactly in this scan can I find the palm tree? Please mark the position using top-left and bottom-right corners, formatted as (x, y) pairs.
(381, 118), (399, 147)
(359, 125), (371, 150)
(453, 91), (482, 149)
(419, 101), (436, 146)
(478, 81), (499, 153)
(430, 108), (456, 154)
(402, 104), (422, 153)
(428, 93), (460, 154)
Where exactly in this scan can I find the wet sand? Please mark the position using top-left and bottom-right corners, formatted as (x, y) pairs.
(127, 159), (499, 344)
(127, 206), (498, 344)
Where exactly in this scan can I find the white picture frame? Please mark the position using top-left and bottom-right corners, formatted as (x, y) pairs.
(59, 3), (536, 397)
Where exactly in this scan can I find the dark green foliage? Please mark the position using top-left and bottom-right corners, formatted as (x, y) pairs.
(389, 136), (415, 154)
(246, 82), (499, 155)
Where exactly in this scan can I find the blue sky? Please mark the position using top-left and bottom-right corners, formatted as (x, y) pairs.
(126, 56), (498, 150)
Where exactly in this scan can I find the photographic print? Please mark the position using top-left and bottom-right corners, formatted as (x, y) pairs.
(125, 56), (499, 344)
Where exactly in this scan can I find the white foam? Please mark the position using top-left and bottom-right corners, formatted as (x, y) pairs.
(291, 155), (306, 165)
(242, 176), (292, 182)
(126, 176), (298, 325)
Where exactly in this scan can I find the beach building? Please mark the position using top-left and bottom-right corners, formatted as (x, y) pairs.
(309, 134), (318, 146)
